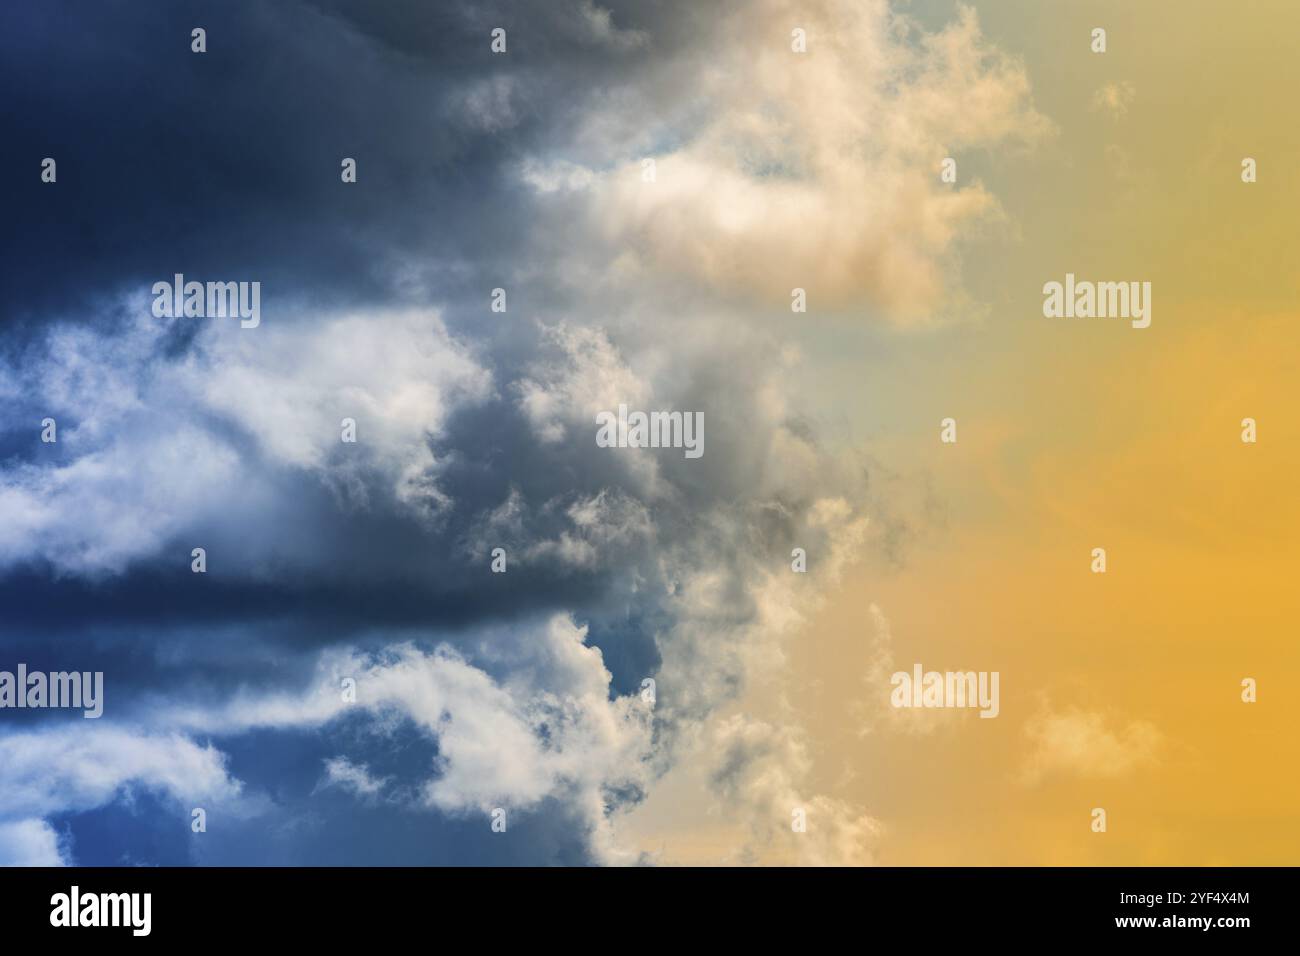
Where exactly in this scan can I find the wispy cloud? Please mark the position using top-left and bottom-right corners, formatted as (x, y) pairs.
(1090, 81), (1137, 119)
(1021, 705), (1162, 784)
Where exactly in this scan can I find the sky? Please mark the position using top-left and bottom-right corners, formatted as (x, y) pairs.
(0, 0), (1295, 866)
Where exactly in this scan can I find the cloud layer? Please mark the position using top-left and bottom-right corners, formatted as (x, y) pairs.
(0, 0), (1047, 864)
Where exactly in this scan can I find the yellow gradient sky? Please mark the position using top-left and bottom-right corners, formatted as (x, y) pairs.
(624, 0), (1298, 864)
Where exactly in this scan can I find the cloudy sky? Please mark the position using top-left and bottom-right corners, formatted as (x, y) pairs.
(1, 0), (1296, 866)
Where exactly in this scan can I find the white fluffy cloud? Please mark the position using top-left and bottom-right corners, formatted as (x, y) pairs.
(0, 306), (491, 575)
(525, 0), (1050, 322)
(706, 714), (879, 865)
(180, 308), (490, 499)
(154, 613), (654, 864)
(0, 725), (243, 827)
(0, 818), (68, 867)
(318, 757), (390, 800)
(1021, 705), (1163, 784)
(517, 323), (650, 444)
(1090, 81), (1137, 119)
(0, 614), (655, 864)
(853, 603), (961, 737)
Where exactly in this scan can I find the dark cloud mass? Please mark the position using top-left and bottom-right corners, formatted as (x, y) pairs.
(0, 0), (944, 865)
